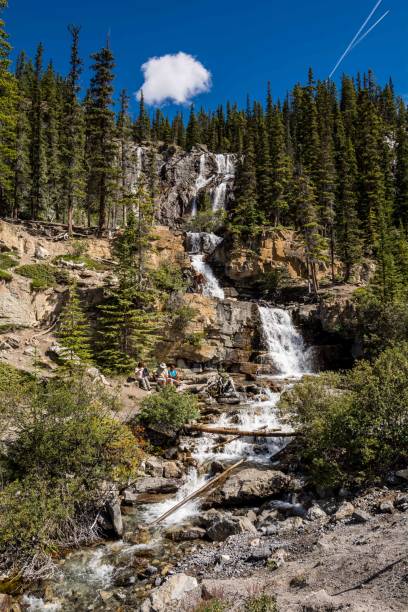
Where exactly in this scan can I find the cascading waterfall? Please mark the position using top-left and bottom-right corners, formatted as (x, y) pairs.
(258, 306), (313, 377)
(191, 154), (210, 217)
(186, 232), (225, 300)
(212, 154), (235, 212)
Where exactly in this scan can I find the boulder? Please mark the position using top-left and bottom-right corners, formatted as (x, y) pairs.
(333, 501), (355, 521)
(145, 457), (165, 477)
(0, 595), (12, 612)
(140, 573), (199, 612)
(206, 516), (257, 542)
(306, 505), (327, 521)
(163, 461), (183, 479)
(165, 525), (206, 542)
(107, 498), (123, 538)
(132, 477), (181, 495)
(205, 468), (292, 506)
(34, 244), (49, 260)
(395, 468), (408, 482)
(378, 500), (394, 514)
(352, 509), (371, 523)
(395, 494), (408, 512)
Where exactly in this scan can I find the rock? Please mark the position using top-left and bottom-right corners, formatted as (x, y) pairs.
(107, 498), (123, 537)
(395, 468), (408, 481)
(333, 501), (355, 521)
(352, 509), (371, 523)
(207, 516), (257, 542)
(141, 573), (199, 612)
(145, 457), (165, 477)
(278, 516), (304, 532)
(378, 500), (394, 514)
(122, 489), (138, 505)
(4, 335), (19, 349)
(165, 526), (206, 542)
(267, 548), (287, 570)
(35, 244), (49, 259)
(395, 494), (408, 512)
(0, 595), (12, 612)
(301, 589), (345, 611)
(205, 468), (292, 507)
(99, 591), (113, 602)
(133, 477), (181, 494)
(306, 505), (327, 521)
(163, 461), (183, 479)
(246, 546), (272, 562)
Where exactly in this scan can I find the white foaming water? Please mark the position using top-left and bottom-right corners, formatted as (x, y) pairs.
(191, 254), (225, 299)
(140, 468), (208, 526)
(23, 597), (62, 611)
(212, 154), (235, 212)
(259, 307), (313, 377)
(192, 154), (211, 217)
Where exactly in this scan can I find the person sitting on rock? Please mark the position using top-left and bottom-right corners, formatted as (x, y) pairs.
(136, 362), (151, 391)
(155, 362), (170, 387)
(168, 363), (181, 386)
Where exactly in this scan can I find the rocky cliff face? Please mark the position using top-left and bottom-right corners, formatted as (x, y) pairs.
(126, 144), (236, 226)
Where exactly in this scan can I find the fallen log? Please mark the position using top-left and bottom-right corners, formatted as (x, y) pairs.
(186, 425), (299, 437)
(148, 459), (245, 527)
(211, 425), (268, 450)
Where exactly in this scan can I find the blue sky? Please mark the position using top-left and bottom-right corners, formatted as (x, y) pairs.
(4, 0), (407, 117)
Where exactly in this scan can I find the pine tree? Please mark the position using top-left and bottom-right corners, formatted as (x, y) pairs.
(61, 25), (84, 234)
(134, 90), (151, 142)
(97, 183), (162, 372)
(186, 105), (200, 151)
(255, 113), (273, 223)
(29, 43), (47, 220)
(86, 42), (117, 234)
(0, 0), (17, 213)
(394, 101), (408, 228)
(293, 168), (328, 294)
(230, 127), (262, 240)
(116, 88), (132, 226)
(13, 51), (31, 218)
(334, 109), (362, 280)
(58, 280), (93, 367)
(269, 106), (292, 225)
(42, 62), (62, 220)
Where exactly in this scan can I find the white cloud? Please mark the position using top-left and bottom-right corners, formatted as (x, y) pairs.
(136, 52), (212, 106)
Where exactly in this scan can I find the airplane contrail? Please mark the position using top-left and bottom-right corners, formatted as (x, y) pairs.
(329, 0), (383, 79)
(350, 10), (390, 52)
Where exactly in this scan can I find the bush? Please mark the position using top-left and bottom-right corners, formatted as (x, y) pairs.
(138, 385), (200, 429)
(0, 371), (143, 578)
(15, 263), (70, 290)
(195, 600), (228, 612)
(150, 262), (187, 293)
(185, 331), (205, 347)
(279, 343), (408, 486)
(0, 252), (19, 269)
(185, 209), (226, 233)
(0, 269), (12, 282)
(244, 594), (278, 612)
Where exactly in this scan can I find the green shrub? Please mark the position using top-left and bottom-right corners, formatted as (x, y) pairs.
(195, 600), (228, 612)
(185, 331), (205, 347)
(244, 594), (278, 612)
(172, 304), (197, 331)
(0, 253), (19, 269)
(0, 371), (142, 578)
(0, 269), (12, 282)
(15, 263), (70, 290)
(150, 262), (187, 293)
(279, 343), (408, 486)
(186, 209), (226, 233)
(138, 385), (200, 429)
(55, 253), (107, 271)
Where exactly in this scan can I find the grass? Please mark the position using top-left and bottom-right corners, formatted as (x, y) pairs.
(54, 254), (108, 271)
(15, 263), (70, 290)
(244, 594), (278, 612)
(0, 252), (19, 270)
(0, 270), (12, 282)
(195, 600), (228, 612)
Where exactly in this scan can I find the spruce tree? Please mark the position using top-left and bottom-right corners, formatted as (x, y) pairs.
(87, 42), (117, 234)
(13, 51), (31, 218)
(186, 105), (200, 151)
(61, 25), (84, 234)
(269, 106), (292, 225)
(134, 90), (151, 142)
(42, 62), (62, 220)
(116, 89), (132, 226)
(394, 101), (408, 228)
(58, 280), (93, 367)
(29, 43), (47, 220)
(97, 183), (161, 372)
(0, 0), (17, 213)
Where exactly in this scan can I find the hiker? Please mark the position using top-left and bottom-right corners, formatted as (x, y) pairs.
(155, 362), (169, 387)
(136, 362), (151, 391)
(195, 272), (206, 292)
(168, 363), (181, 386)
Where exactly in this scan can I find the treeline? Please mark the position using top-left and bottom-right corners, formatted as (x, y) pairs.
(2, 2), (408, 298)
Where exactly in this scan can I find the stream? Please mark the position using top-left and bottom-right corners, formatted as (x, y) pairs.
(23, 242), (314, 611)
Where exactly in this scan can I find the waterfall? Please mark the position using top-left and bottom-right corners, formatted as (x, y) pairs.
(191, 154), (210, 217)
(212, 154), (235, 212)
(186, 232), (225, 299)
(258, 307), (312, 377)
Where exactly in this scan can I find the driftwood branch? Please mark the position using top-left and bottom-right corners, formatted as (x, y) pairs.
(186, 425), (299, 438)
(148, 459), (245, 527)
(211, 425), (268, 450)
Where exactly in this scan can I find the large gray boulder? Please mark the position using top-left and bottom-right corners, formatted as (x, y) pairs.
(206, 516), (257, 542)
(205, 468), (292, 507)
(140, 573), (200, 612)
